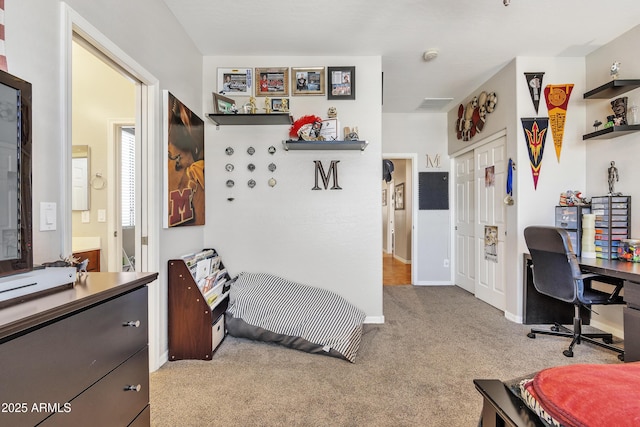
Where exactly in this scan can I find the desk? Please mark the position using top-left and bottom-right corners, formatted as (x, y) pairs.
(524, 253), (640, 362)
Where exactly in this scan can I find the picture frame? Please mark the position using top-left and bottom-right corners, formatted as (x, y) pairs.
(394, 183), (405, 210)
(327, 66), (355, 100)
(292, 67), (325, 96)
(255, 67), (289, 97)
(217, 68), (252, 96)
(212, 92), (236, 114)
(164, 91), (205, 228)
(270, 97), (289, 112)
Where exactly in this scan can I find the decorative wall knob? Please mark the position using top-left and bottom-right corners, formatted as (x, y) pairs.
(123, 320), (141, 328)
(125, 384), (141, 392)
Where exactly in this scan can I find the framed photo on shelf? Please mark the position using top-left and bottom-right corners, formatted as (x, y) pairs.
(292, 67), (325, 96)
(255, 67), (289, 97)
(212, 92), (236, 114)
(328, 66), (355, 100)
(394, 183), (405, 210)
(270, 98), (289, 112)
(217, 68), (252, 96)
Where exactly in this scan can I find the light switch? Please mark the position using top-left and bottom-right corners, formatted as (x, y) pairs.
(98, 209), (106, 223)
(81, 211), (90, 223)
(40, 202), (56, 231)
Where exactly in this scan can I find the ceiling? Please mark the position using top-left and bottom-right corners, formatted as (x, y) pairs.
(161, 0), (640, 114)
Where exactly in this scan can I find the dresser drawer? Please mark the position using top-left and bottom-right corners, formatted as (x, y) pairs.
(0, 287), (148, 427)
(40, 347), (149, 427)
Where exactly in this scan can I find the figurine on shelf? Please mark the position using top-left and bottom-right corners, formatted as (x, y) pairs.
(593, 119), (602, 131)
(344, 126), (359, 141)
(327, 106), (337, 119)
(281, 98), (289, 113)
(611, 96), (628, 126)
(249, 97), (257, 114)
(610, 61), (621, 80)
(608, 161), (620, 196)
(264, 97), (272, 114)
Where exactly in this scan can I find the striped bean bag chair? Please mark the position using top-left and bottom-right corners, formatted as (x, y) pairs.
(226, 272), (366, 362)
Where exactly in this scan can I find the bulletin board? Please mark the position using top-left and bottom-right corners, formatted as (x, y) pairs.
(419, 172), (449, 210)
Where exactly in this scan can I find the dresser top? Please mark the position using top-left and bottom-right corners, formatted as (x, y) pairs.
(0, 272), (157, 342)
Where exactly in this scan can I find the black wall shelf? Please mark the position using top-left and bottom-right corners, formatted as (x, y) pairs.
(583, 124), (640, 140)
(583, 79), (640, 99)
(208, 113), (293, 126)
(282, 140), (369, 151)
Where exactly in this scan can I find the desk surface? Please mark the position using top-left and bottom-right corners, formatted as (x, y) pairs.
(578, 257), (640, 283)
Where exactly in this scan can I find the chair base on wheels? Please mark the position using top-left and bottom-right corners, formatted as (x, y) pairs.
(528, 319), (625, 361)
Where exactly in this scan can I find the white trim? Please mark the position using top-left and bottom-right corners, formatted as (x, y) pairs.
(450, 128), (507, 158)
(415, 281), (453, 286)
(504, 311), (522, 324)
(382, 153), (419, 285)
(393, 254), (411, 264)
(365, 316), (385, 324)
(61, 3), (163, 371)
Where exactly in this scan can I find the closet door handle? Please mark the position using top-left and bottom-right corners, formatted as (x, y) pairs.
(124, 384), (141, 392)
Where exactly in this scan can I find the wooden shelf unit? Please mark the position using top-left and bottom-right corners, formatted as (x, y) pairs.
(168, 251), (230, 361)
(282, 140), (369, 151)
(208, 113), (293, 126)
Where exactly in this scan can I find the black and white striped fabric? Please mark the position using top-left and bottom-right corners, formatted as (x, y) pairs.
(226, 272), (366, 363)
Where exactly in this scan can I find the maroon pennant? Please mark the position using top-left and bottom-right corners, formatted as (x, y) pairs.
(0, 0), (6, 71)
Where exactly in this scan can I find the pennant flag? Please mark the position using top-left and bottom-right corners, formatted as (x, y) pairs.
(524, 72), (544, 114)
(522, 117), (549, 190)
(0, 0), (6, 71)
(544, 84), (574, 162)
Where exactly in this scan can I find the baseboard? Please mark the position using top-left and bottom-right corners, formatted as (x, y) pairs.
(414, 281), (452, 286)
(504, 311), (522, 324)
(393, 254), (411, 264)
(365, 315), (385, 324)
(590, 319), (624, 340)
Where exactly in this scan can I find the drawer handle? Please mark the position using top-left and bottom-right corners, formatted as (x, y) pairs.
(123, 320), (141, 328)
(125, 384), (142, 392)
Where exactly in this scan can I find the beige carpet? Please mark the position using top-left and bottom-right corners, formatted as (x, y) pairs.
(150, 285), (622, 426)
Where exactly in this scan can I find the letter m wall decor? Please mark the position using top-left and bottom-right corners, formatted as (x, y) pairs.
(312, 160), (342, 190)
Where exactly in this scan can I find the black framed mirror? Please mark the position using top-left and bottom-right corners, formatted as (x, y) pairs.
(0, 69), (32, 277)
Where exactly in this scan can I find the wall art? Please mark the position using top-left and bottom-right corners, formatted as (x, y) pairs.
(164, 91), (205, 228)
(521, 117), (549, 190)
(217, 68), (253, 96)
(255, 67), (289, 97)
(544, 84), (573, 162)
(292, 67), (325, 96)
(327, 66), (355, 100)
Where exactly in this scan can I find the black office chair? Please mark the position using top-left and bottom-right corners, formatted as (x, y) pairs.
(524, 226), (625, 360)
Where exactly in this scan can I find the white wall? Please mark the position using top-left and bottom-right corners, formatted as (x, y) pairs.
(447, 56), (588, 322)
(7, 0), (204, 369)
(584, 24), (640, 335)
(202, 56), (383, 320)
(382, 113), (450, 283)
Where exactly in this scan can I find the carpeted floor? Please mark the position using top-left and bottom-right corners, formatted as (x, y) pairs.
(150, 285), (622, 426)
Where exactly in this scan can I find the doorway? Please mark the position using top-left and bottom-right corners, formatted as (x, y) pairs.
(382, 155), (417, 285)
(62, 3), (161, 370)
(71, 38), (137, 273)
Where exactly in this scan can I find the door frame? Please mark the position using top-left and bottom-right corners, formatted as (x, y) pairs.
(382, 153), (418, 285)
(61, 4), (161, 370)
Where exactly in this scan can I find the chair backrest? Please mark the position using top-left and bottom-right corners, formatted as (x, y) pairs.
(524, 226), (582, 303)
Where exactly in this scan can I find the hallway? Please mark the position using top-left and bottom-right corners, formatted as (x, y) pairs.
(383, 253), (411, 285)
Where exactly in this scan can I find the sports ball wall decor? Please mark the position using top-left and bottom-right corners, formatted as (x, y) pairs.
(455, 91), (498, 141)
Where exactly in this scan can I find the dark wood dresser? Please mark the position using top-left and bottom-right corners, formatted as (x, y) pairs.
(0, 271), (157, 427)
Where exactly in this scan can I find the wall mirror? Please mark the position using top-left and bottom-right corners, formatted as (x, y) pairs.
(72, 145), (90, 211)
(0, 69), (32, 277)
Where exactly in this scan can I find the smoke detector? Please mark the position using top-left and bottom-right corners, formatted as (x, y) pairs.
(423, 49), (439, 62)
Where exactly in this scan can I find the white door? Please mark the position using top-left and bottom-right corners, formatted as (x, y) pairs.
(474, 135), (507, 310)
(454, 151), (475, 293)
